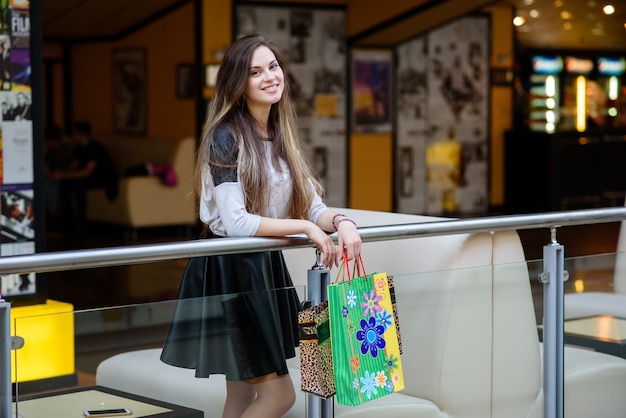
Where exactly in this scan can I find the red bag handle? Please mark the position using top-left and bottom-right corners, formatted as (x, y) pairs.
(335, 254), (366, 284)
(352, 254), (367, 279)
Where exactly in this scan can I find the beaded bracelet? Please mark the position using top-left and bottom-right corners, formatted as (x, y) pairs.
(332, 213), (347, 231)
(336, 218), (357, 229)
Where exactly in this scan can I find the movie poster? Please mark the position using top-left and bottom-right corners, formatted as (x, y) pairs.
(352, 50), (393, 133)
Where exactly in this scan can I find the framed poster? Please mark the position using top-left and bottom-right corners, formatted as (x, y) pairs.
(112, 48), (147, 134)
(176, 63), (194, 99)
(352, 50), (393, 133)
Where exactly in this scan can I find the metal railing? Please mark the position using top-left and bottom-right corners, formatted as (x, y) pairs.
(3, 206), (626, 418)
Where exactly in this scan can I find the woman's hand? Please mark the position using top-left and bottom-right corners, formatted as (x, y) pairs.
(336, 220), (361, 265)
(304, 223), (337, 268)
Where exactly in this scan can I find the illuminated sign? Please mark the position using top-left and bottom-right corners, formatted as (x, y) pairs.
(597, 57), (626, 76)
(565, 57), (594, 74)
(532, 55), (563, 74)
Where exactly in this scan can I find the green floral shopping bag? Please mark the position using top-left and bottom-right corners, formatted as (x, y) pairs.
(328, 255), (404, 406)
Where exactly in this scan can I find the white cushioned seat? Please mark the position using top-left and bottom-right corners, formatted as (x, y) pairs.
(95, 209), (626, 418)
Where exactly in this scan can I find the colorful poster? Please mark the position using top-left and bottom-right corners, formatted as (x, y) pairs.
(1, 187), (34, 243)
(1, 186), (35, 297)
(10, 8), (28, 48)
(352, 50), (393, 133)
(1, 117), (33, 184)
(0, 0), (38, 302)
(8, 0), (28, 10)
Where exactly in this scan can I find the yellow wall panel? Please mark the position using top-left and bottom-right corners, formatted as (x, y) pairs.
(350, 134), (393, 211)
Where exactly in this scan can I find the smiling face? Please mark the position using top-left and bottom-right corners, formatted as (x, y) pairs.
(244, 45), (284, 112)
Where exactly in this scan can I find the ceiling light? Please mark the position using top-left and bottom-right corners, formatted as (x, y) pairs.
(555, 0), (564, 7)
(513, 16), (526, 26)
(603, 5), (615, 15)
(524, 0), (535, 5)
(530, 9), (539, 18)
(561, 11), (573, 19)
(564, 22), (573, 30)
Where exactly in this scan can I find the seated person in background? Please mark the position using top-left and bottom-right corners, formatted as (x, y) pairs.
(49, 121), (118, 227)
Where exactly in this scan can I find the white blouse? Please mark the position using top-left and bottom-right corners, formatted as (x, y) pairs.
(199, 128), (327, 237)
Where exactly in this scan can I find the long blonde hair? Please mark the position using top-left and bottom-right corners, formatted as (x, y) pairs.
(195, 34), (322, 220)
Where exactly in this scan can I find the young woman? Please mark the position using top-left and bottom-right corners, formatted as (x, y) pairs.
(161, 35), (361, 418)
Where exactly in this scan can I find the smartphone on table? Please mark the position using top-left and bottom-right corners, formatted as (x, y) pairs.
(83, 408), (132, 417)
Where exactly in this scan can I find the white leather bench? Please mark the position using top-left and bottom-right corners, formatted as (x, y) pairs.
(96, 209), (626, 418)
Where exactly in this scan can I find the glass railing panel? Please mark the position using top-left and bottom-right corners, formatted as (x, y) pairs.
(535, 251), (626, 418)
(9, 252), (626, 418)
(11, 286), (305, 417)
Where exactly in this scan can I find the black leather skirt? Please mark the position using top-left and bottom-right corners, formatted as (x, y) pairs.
(160, 235), (301, 381)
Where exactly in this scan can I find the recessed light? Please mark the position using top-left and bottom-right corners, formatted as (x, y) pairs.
(603, 4), (616, 15)
(513, 16), (526, 26)
(524, 0), (535, 4)
(561, 10), (573, 19)
(530, 9), (539, 18)
(555, 0), (564, 7)
(564, 22), (573, 30)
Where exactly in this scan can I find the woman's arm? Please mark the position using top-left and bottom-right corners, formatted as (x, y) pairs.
(255, 217), (337, 268)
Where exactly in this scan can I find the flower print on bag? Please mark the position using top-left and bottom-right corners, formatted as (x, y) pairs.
(361, 289), (383, 317)
(374, 274), (388, 293)
(346, 289), (357, 308)
(376, 309), (393, 331)
(356, 316), (386, 357)
(360, 371), (378, 399)
(375, 371), (387, 387)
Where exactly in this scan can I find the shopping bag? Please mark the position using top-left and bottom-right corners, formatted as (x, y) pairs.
(328, 255), (404, 406)
(387, 275), (403, 355)
(298, 300), (336, 399)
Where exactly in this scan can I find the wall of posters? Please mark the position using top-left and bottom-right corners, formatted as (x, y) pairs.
(235, 3), (347, 207)
(396, 15), (490, 215)
(0, 0), (39, 301)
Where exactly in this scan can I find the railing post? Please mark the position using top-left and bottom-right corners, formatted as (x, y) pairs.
(0, 296), (12, 418)
(541, 226), (565, 418)
(305, 249), (333, 418)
